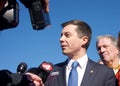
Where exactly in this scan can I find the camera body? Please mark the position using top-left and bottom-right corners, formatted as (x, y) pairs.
(0, 0), (19, 31)
(28, 0), (50, 30)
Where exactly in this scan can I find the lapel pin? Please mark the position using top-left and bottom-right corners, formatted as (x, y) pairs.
(90, 70), (94, 73)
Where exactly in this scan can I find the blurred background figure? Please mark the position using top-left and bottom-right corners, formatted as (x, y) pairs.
(96, 35), (120, 86)
(116, 32), (120, 86)
(118, 32), (120, 51)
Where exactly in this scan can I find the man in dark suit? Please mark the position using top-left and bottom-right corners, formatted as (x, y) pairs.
(26, 20), (117, 86)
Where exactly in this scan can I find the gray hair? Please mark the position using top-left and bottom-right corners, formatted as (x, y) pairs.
(96, 35), (117, 47)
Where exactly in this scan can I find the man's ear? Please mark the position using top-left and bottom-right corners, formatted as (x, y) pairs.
(116, 47), (120, 55)
(82, 36), (89, 45)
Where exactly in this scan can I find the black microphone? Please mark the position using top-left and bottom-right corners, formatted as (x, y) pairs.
(5, 62), (30, 86)
(27, 61), (53, 83)
(17, 62), (27, 74)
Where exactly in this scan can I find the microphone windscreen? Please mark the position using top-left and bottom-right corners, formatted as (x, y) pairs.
(39, 61), (53, 73)
(17, 62), (27, 74)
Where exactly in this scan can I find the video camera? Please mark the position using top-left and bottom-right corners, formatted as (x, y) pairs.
(0, 0), (50, 31)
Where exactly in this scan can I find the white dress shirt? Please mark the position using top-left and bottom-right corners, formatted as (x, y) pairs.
(66, 54), (88, 86)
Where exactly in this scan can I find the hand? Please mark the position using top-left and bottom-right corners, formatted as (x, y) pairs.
(25, 72), (44, 86)
(42, 0), (49, 13)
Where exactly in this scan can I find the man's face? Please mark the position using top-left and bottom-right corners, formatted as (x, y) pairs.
(97, 37), (118, 62)
(59, 24), (85, 57)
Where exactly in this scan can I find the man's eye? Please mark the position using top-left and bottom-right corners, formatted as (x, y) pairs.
(66, 34), (70, 37)
(103, 45), (108, 48)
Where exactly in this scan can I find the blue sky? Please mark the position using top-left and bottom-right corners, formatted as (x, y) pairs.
(0, 0), (120, 72)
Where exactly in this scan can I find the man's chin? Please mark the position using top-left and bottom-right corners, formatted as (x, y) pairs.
(103, 58), (110, 62)
(62, 51), (69, 55)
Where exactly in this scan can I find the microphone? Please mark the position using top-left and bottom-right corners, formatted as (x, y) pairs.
(27, 61), (53, 83)
(6, 62), (30, 86)
(17, 62), (27, 74)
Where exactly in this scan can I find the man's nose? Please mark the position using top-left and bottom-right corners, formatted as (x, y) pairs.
(100, 47), (106, 53)
(59, 36), (65, 42)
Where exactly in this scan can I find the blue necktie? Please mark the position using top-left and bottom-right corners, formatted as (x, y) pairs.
(68, 61), (78, 86)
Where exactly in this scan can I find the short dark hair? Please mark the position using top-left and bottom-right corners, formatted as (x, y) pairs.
(61, 20), (92, 49)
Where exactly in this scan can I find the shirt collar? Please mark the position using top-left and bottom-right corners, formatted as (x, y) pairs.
(67, 54), (88, 69)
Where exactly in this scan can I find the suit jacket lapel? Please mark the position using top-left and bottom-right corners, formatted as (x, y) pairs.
(80, 59), (98, 86)
(58, 65), (66, 86)
(54, 61), (67, 86)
